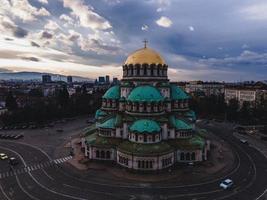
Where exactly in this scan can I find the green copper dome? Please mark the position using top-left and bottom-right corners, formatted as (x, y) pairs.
(99, 117), (116, 129)
(127, 85), (164, 102)
(169, 116), (192, 130)
(130, 119), (161, 134)
(170, 84), (189, 100)
(95, 109), (107, 119)
(103, 85), (120, 99)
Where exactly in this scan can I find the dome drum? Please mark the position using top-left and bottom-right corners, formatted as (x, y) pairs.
(125, 101), (165, 116)
(123, 63), (168, 79)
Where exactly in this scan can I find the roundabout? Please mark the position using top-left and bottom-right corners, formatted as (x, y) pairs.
(0, 121), (266, 200)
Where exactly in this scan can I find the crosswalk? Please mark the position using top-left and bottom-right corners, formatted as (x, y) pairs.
(0, 156), (72, 180)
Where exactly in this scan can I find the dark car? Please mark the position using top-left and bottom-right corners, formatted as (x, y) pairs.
(9, 157), (19, 165)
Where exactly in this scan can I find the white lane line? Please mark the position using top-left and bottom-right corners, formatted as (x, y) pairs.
(0, 182), (12, 200)
(14, 173), (40, 200)
(255, 188), (267, 200)
(41, 169), (54, 181)
(0, 146), (88, 200)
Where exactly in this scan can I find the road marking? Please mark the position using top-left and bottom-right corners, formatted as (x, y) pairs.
(0, 156), (72, 180)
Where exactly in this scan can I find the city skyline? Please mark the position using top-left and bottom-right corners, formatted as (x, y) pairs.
(1, 0), (267, 81)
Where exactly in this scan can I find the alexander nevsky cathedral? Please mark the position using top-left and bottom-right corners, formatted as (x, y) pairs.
(83, 42), (210, 171)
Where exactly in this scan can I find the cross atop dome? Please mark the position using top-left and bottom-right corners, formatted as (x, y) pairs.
(143, 39), (148, 48)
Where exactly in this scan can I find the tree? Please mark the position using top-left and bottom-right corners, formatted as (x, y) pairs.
(226, 98), (239, 122)
(5, 91), (17, 111)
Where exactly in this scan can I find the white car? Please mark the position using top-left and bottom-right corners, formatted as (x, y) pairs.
(220, 179), (233, 189)
(0, 153), (8, 160)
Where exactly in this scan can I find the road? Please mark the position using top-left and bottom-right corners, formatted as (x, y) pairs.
(0, 121), (266, 200)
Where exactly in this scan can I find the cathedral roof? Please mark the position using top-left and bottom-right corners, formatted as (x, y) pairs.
(95, 109), (107, 119)
(99, 117), (116, 129)
(170, 84), (189, 100)
(169, 116), (192, 130)
(127, 85), (164, 102)
(130, 119), (161, 134)
(124, 47), (165, 65)
(102, 85), (120, 99)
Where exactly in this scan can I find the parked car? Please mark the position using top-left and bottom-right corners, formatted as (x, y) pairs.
(220, 179), (233, 189)
(9, 157), (19, 165)
(0, 153), (8, 160)
(14, 134), (24, 139)
(240, 139), (248, 145)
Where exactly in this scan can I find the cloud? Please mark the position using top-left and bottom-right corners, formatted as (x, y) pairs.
(31, 41), (40, 47)
(141, 24), (149, 31)
(59, 14), (74, 26)
(240, 3), (267, 20)
(0, 0), (50, 22)
(62, 0), (112, 30)
(156, 0), (171, 12)
(79, 37), (121, 55)
(44, 20), (60, 30)
(21, 56), (40, 62)
(41, 31), (53, 39)
(0, 15), (28, 38)
(188, 26), (195, 31)
(156, 16), (172, 28)
(38, 0), (48, 4)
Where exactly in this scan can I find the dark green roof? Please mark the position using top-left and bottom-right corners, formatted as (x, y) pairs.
(169, 116), (192, 130)
(103, 85), (120, 99)
(127, 85), (164, 102)
(130, 119), (161, 134)
(170, 84), (189, 100)
(87, 134), (122, 148)
(99, 117), (116, 129)
(168, 135), (205, 150)
(118, 141), (173, 156)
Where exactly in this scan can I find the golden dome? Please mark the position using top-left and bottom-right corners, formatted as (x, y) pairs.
(124, 47), (165, 65)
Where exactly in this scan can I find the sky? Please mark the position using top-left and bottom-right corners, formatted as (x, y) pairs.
(0, 0), (267, 81)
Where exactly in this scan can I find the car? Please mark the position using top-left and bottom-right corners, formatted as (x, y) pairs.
(9, 157), (19, 165)
(0, 153), (8, 160)
(56, 129), (64, 132)
(14, 134), (24, 139)
(220, 179), (233, 189)
(240, 139), (248, 145)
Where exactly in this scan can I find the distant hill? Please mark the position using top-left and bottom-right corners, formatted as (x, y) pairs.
(0, 71), (93, 82)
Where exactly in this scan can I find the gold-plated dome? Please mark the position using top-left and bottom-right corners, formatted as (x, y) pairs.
(124, 47), (165, 65)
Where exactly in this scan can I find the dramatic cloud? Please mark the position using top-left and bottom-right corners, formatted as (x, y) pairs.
(0, 0), (266, 81)
(0, 0), (50, 22)
(44, 20), (60, 30)
(62, 0), (112, 30)
(41, 31), (53, 39)
(156, 16), (172, 28)
(0, 15), (28, 38)
(31, 41), (40, 47)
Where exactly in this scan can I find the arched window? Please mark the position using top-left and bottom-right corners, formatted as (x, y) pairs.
(142, 160), (145, 168)
(186, 153), (190, 160)
(138, 160), (141, 168)
(106, 151), (110, 159)
(191, 152), (195, 161)
(96, 150), (99, 158)
(149, 161), (153, 169)
(180, 152), (184, 160)
(101, 150), (105, 158)
(146, 161), (149, 169)
(144, 134), (147, 142)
